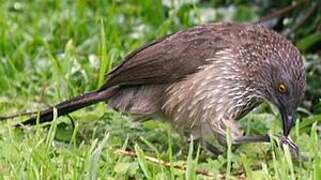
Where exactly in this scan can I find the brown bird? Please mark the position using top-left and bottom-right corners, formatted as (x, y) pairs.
(22, 22), (305, 154)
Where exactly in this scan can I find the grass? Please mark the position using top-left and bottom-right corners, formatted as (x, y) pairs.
(0, 0), (320, 179)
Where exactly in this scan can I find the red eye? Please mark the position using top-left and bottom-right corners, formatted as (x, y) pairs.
(278, 83), (288, 94)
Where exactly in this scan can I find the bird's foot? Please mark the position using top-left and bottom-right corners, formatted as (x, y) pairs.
(278, 135), (299, 159)
(231, 134), (299, 159)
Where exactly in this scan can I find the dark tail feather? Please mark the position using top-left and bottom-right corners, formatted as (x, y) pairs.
(22, 89), (114, 125)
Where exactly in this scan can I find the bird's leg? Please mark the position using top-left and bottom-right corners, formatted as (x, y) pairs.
(202, 135), (270, 156)
(203, 141), (223, 156)
(233, 134), (299, 158)
(187, 134), (223, 156)
(232, 134), (270, 145)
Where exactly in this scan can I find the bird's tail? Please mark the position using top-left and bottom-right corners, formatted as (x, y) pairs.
(22, 89), (115, 125)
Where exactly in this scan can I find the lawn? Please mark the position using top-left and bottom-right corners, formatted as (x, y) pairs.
(0, 0), (320, 179)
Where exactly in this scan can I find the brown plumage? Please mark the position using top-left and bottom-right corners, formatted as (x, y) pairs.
(22, 22), (305, 154)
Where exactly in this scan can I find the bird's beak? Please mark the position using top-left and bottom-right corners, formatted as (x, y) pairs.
(280, 109), (295, 136)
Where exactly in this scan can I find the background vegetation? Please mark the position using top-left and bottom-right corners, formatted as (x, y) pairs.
(0, 0), (320, 179)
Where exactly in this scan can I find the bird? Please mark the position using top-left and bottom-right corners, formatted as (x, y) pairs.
(21, 22), (305, 154)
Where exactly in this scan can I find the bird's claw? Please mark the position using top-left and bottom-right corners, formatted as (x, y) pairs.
(278, 135), (299, 159)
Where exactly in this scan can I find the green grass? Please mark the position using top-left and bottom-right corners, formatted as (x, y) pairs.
(0, 0), (320, 179)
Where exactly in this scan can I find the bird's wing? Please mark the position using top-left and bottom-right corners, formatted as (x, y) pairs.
(99, 24), (231, 90)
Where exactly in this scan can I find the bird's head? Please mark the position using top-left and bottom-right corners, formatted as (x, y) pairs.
(247, 37), (306, 137)
(235, 26), (306, 137)
(265, 60), (305, 136)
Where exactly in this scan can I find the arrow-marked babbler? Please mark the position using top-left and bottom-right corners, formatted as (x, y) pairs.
(21, 22), (305, 154)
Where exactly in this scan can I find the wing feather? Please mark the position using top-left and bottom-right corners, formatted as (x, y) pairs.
(99, 23), (234, 90)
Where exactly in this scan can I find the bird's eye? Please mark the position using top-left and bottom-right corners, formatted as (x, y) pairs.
(277, 83), (288, 94)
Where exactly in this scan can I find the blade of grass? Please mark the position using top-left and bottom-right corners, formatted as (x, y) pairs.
(140, 136), (167, 177)
(45, 108), (58, 153)
(314, 156), (321, 179)
(283, 145), (295, 180)
(97, 19), (108, 88)
(226, 127), (232, 180)
(88, 132), (110, 180)
(185, 135), (195, 180)
(135, 144), (151, 179)
(167, 129), (175, 180)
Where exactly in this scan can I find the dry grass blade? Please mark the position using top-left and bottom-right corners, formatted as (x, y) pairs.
(116, 149), (217, 178)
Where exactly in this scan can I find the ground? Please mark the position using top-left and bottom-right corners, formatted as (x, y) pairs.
(0, 0), (320, 179)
